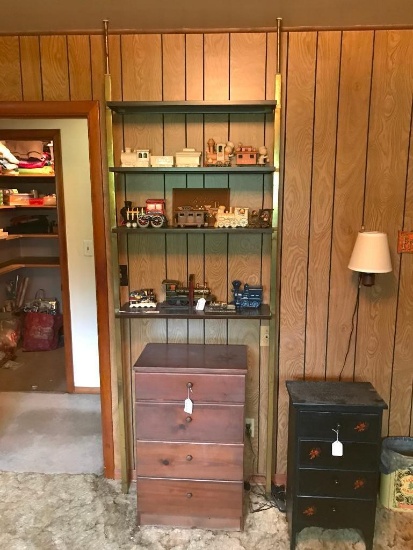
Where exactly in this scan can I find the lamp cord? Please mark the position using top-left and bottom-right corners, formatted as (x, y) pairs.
(338, 275), (361, 381)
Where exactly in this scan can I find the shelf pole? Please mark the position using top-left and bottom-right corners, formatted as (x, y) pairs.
(103, 19), (130, 494)
(266, 16), (283, 495)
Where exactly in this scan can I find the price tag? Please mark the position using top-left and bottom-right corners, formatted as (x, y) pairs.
(332, 427), (343, 456)
(184, 398), (193, 414)
(332, 440), (343, 456)
(184, 385), (193, 414)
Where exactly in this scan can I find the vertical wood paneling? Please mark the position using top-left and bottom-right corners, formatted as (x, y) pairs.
(0, 37), (22, 100)
(68, 35), (92, 100)
(305, 31), (341, 379)
(391, 111), (413, 436)
(186, 34), (203, 100)
(204, 34), (229, 101)
(326, 31), (374, 379)
(40, 36), (70, 100)
(121, 34), (162, 101)
(19, 36), (42, 100)
(357, 30), (413, 427)
(277, 31), (317, 473)
(162, 34), (185, 100)
(6, 26), (413, 480)
(230, 33), (266, 100)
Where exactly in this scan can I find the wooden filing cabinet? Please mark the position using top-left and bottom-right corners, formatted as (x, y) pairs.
(133, 343), (247, 529)
(286, 381), (387, 550)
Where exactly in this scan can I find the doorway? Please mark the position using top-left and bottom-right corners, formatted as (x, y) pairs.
(0, 101), (114, 479)
(0, 129), (70, 393)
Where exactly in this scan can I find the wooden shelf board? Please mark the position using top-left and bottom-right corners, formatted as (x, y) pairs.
(0, 256), (60, 275)
(0, 172), (55, 178)
(107, 100), (277, 115)
(3, 234), (58, 240)
(0, 205), (56, 209)
(110, 166), (275, 174)
(116, 303), (271, 320)
(113, 226), (273, 235)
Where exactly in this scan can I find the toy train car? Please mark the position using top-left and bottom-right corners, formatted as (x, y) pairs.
(162, 278), (212, 306)
(231, 280), (263, 309)
(123, 199), (167, 228)
(129, 288), (157, 308)
(175, 208), (209, 228)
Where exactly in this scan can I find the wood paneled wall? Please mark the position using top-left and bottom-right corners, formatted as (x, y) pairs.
(1, 28), (412, 479)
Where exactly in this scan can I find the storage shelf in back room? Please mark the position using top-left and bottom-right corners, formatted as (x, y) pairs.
(116, 303), (271, 320)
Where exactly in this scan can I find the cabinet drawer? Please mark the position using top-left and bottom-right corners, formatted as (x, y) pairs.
(136, 402), (244, 443)
(299, 440), (379, 470)
(136, 441), (243, 480)
(137, 478), (243, 519)
(298, 469), (378, 499)
(297, 411), (381, 442)
(135, 372), (245, 403)
(296, 496), (376, 530)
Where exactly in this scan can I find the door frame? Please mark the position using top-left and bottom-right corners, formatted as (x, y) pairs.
(0, 101), (114, 478)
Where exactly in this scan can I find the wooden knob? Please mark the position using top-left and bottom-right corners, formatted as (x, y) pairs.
(162, 459), (169, 465)
(187, 382), (193, 389)
(185, 416), (192, 423)
(186, 492), (192, 498)
(331, 507), (337, 512)
(334, 478), (339, 485)
(186, 455), (193, 461)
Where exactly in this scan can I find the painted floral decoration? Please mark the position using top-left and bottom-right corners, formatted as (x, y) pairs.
(354, 421), (369, 432)
(309, 447), (321, 460)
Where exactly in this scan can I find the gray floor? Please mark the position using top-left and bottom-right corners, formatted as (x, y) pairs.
(0, 392), (103, 474)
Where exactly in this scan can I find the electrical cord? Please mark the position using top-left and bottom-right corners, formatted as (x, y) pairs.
(244, 426), (286, 513)
(338, 274), (361, 381)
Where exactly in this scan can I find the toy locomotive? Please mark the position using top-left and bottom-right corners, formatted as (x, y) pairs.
(231, 280), (263, 309)
(120, 199), (167, 228)
(129, 288), (157, 308)
(162, 276), (212, 307)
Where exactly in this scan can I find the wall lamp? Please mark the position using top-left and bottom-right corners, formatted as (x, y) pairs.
(348, 231), (392, 286)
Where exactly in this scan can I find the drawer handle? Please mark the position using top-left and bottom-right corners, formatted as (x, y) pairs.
(185, 416), (192, 423)
(187, 382), (193, 389)
(334, 478), (340, 485)
(186, 492), (192, 499)
(186, 454), (193, 461)
(162, 459), (169, 466)
(331, 507), (337, 513)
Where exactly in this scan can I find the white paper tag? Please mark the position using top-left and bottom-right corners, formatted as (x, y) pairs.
(196, 298), (206, 311)
(184, 398), (193, 414)
(332, 440), (343, 457)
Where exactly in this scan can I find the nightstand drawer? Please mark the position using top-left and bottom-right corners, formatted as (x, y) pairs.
(297, 411), (381, 442)
(299, 440), (379, 470)
(137, 478), (243, 519)
(298, 469), (378, 498)
(136, 402), (244, 443)
(297, 496), (377, 530)
(135, 372), (245, 403)
(136, 441), (243, 480)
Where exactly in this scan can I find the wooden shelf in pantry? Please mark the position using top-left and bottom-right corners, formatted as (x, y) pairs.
(0, 256), (60, 275)
(110, 165), (275, 174)
(113, 226), (273, 235)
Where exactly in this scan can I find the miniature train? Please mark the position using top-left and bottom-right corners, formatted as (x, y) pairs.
(129, 288), (157, 308)
(215, 206), (249, 228)
(121, 199), (167, 228)
(231, 280), (263, 309)
(162, 277), (212, 306)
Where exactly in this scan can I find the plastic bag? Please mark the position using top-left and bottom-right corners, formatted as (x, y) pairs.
(380, 437), (413, 475)
(23, 312), (63, 351)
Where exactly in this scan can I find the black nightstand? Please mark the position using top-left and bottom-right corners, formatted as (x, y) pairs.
(286, 381), (387, 550)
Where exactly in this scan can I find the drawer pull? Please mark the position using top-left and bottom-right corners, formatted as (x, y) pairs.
(185, 416), (192, 423)
(331, 507), (337, 513)
(186, 454), (193, 461)
(162, 459), (169, 466)
(334, 478), (340, 485)
(187, 382), (193, 389)
(186, 492), (192, 499)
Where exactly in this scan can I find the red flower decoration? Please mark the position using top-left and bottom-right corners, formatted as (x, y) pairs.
(303, 506), (316, 516)
(354, 478), (365, 490)
(309, 447), (321, 460)
(354, 421), (369, 432)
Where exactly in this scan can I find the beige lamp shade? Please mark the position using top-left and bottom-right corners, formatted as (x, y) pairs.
(348, 231), (392, 273)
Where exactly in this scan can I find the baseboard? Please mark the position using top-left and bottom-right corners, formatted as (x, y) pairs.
(73, 386), (101, 394)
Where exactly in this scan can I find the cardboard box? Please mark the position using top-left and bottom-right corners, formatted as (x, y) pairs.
(380, 469), (413, 511)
